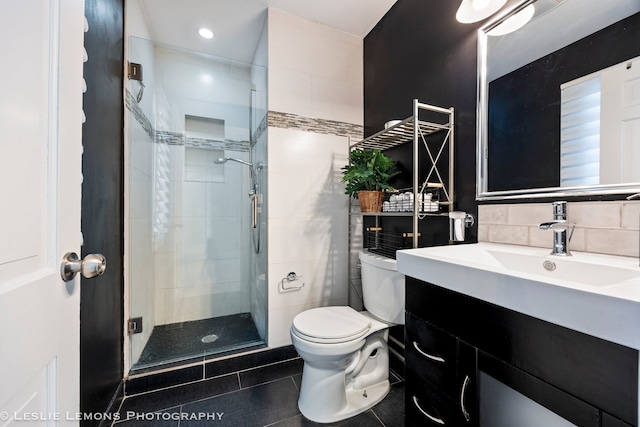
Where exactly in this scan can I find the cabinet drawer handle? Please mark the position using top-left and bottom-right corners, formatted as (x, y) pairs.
(412, 395), (445, 425)
(460, 375), (470, 422)
(413, 341), (445, 363)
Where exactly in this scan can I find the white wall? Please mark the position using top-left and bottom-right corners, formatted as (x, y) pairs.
(266, 9), (362, 347)
(267, 9), (363, 124)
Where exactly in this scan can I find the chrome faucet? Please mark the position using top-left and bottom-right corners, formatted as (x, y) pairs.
(539, 201), (575, 256)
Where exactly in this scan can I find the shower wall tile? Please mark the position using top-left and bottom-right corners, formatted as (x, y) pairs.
(267, 127), (349, 347)
(154, 143), (251, 326)
(312, 75), (363, 126)
(265, 10), (361, 348)
(268, 173), (315, 219)
(180, 217), (209, 253)
(269, 68), (313, 120)
(267, 9), (363, 126)
(129, 166), (153, 220)
(207, 182), (243, 218)
(181, 181), (207, 217)
(129, 118), (154, 176)
(129, 216), (155, 363)
(267, 217), (313, 264)
(153, 252), (176, 290)
(158, 286), (249, 325)
(268, 257), (348, 310)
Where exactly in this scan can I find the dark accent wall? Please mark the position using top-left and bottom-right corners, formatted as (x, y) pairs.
(364, 0), (480, 242)
(488, 12), (640, 192)
(81, 0), (124, 422)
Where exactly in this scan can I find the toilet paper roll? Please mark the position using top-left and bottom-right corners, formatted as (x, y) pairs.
(449, 211), (467, 241)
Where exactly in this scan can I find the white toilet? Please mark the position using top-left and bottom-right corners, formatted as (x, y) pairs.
(290, 250), (405, 423)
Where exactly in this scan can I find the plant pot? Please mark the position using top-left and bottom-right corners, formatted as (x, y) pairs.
(358, 190), (384, 213)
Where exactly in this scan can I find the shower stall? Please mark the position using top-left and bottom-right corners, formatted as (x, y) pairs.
(125, 36), (268, 372)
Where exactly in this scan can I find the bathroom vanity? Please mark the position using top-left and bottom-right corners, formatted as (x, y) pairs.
(397, 243), (640, 426)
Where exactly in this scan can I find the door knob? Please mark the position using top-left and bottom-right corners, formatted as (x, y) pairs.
(60, 252), (106, 281)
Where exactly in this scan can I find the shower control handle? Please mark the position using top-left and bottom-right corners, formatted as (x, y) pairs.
(251, 192), (258, 229)
(60, 252), (106, 281)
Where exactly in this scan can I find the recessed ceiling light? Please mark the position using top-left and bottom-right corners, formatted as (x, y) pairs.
(197, 27), (214, 39)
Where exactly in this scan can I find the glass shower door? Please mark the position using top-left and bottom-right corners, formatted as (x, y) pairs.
(126, 37), (267, 373)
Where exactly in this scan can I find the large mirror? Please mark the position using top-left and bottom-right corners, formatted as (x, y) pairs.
(476, 0), (640, 200)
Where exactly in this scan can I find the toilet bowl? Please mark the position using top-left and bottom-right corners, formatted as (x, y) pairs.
(290, 250), (405, 423)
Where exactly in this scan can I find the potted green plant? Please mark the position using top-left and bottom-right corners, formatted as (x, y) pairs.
(341, 148), (400, 212)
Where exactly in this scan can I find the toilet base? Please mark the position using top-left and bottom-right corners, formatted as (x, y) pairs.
(300, 379), (390, 424)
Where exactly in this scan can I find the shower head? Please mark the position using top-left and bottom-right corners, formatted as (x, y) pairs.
(214, 157), (253, 167)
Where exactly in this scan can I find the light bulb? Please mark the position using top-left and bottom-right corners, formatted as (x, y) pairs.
(197, 27), (214, 39)
(456, 0), (507, 23)
(488, 4), (535, 36)
(472, 0), (490, 11)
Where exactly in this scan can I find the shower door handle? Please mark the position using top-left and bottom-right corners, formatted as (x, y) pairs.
(251, 193), (258, 229)
(60, 252), (106, 281)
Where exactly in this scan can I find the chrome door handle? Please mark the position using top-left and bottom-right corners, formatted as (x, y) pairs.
(412, 395), (445, 425)
(460, 375), (471, 422)
(413, 341), (445, 363)
(61, 252), (106, 281)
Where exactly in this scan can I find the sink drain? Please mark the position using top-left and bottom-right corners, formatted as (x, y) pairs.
(201, 334), (219, 343)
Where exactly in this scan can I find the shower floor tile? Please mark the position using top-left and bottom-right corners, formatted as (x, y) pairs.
(133, 313), (263, 371)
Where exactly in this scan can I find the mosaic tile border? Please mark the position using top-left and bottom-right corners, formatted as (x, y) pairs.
(126, 89), (153, 140)
(126, 88), (251, 152)
(126, 90), (361, 147)
(268, 111), (363, 140)
(252, 115), (267, 146)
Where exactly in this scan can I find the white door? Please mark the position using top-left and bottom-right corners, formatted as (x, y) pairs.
(600, 56), (640, 183)
(0, 0), (85, 425)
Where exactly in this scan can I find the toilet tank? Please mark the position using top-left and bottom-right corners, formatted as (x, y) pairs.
(359, 250), (405, 325)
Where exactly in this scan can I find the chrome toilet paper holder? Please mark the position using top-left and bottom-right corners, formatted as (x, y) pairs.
(280, 271), (305, 293)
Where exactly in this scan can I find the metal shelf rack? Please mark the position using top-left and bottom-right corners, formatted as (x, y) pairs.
(350, 99), (455, 252)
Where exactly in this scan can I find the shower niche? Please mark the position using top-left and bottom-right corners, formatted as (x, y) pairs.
(126, 35), (268, 373)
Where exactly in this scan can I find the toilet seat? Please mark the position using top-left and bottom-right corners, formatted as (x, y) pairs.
(292, 306), (371, 344)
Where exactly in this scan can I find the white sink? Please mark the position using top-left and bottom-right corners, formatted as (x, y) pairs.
(396, 242), (640, 351)
(477, 244), (637, 288)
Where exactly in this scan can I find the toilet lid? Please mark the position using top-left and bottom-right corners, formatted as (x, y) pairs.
(292, 306), (371, 343)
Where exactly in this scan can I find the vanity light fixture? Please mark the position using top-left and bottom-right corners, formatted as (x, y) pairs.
(487, 4), (536, 36)
(456, 0), (508, 23)
(197, 27), (214, 39)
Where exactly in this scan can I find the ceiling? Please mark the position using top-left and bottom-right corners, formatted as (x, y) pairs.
(138, 0), (398, 64)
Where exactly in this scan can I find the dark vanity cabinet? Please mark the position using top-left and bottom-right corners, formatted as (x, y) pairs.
(405, 311), (477, 426)
(405, 276), (639, 427)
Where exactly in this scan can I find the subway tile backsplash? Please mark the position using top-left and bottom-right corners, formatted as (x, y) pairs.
(478, 201), (640, 258)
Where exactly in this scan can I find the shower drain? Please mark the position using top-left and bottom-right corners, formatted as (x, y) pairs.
(201, 334), (219, 343)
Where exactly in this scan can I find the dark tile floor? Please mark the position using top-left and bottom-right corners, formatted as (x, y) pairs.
(114, 358), (404, 427)
(133, 313), (264, 371)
